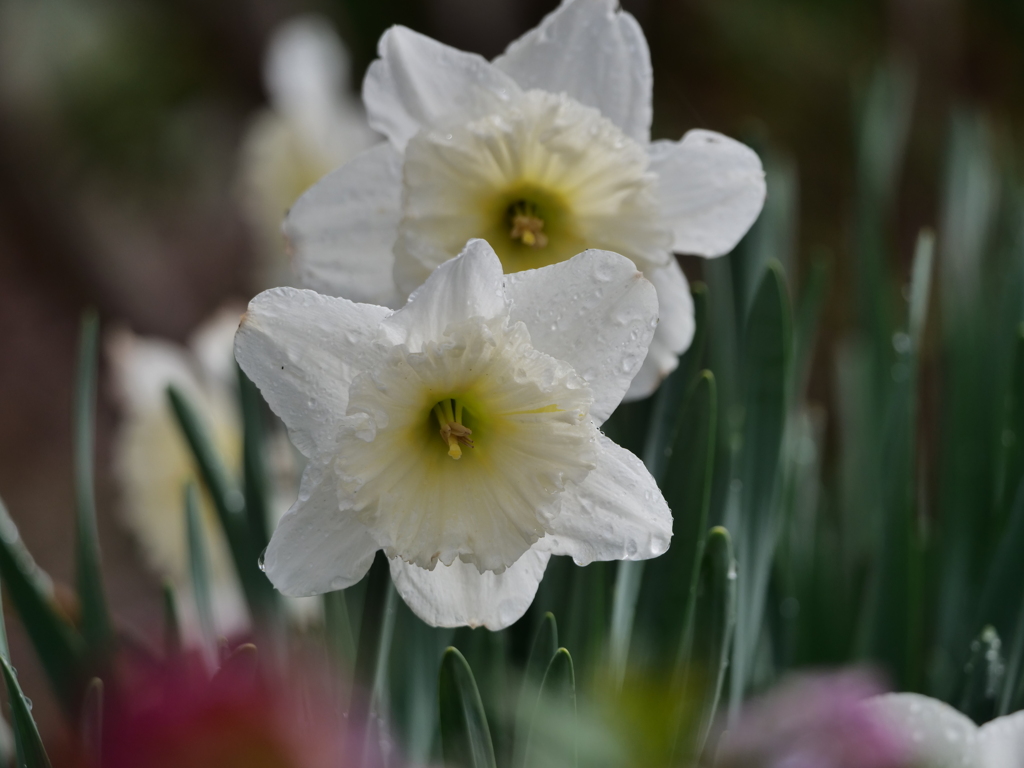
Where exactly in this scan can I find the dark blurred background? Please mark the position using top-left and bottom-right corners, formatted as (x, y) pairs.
(1, 0), (1022, 740)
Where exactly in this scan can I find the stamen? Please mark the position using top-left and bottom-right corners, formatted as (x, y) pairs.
(433, 398), (474, 460)
(508, 201), (548, 249)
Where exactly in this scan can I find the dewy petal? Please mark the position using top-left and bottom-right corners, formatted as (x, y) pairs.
(362, 25), (521, 150)
(235, 287), (391, 458)
(395, 90), (670, 295)
(624, 258), (695, 401)
(868, 693), (982, 768)
(389, 547), (551, 630)
(343, 316), (597, 572)
(382, 240), (508, 351)
(543, 433), (671, 565)
(494, 0), (652, 144)
(650, 130), (766, 258)
(286, 142), (405, 307)
(264, 464), (379, 596)
(505, 249), (658, 424)
(980, 710), (1024, 768)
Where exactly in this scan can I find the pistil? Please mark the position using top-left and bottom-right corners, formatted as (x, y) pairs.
(433, 398), (474, 459)
(508, 201), (548, 249)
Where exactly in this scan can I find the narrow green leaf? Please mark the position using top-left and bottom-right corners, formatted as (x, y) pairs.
(238, 366), (271, 556)
(439, 647), (497, 768)
(352, 552), (392, 700)
(730, 262), (791, 708)
(349, 552), (397, 768)
(513, 613), (558, 768)
(0, 654), (51, 768)
(1000, 590), (1024, 715)
(995, 326), (1024, 528)
(323, 590), (355, 674)
(167, 385), (273, 619)
(161, 582), (181, 659)
(634, 372), (717, 668)
(675, 527), (736, 760)
(0, 497), (85, 713)
(524, 614), (557, 693)
(80, 678), (103, 766)
(791, 256), (829, 393)
(73, 310), (114, 656)
(523, 648), (577, 768)
(185, 482), (215, 656)
(908, 230), (935, 350)
(643, 282), (710, 480)
(608, 560), (643, 687)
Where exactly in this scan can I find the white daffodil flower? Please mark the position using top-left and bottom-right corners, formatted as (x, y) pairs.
(236, 240), (673, 629)
(238, 14), (378, 286)
(869, 693), (1024, 768)
(284, 0), (765, 398)
(109, 308), (309, 641)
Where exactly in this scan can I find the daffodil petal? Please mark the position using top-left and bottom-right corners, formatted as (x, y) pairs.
(980, 710), (1024, 768)
(264, 465), (379, 596)
(868, 693), (982, 768)
(235, 287), (391, 458)
(388, 548), (551, 630)
(264, 15), (350, 132)
(505, 249), (658, 424)
(382, 239), (508, 351)
(650, 130), (766, 258)
(624, 258), (694, 401)
(363, 25), (521, 151)
(286, 142), (404, 307)
(494, 0), (652, 144)
(543, 433), (671, 565)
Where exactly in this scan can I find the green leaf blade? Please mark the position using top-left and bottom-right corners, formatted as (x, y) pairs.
(73, 310), (114, 657)
(439, 647), (497, 768)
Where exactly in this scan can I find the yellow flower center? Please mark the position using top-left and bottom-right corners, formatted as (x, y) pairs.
(507, 200), (548, 249)
(477, 184), (586, 273)
(432, 398), (474, 460)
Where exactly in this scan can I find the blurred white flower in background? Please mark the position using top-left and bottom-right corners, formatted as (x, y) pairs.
(238, 14), (379, 287)
(235, 240), (672, 629)
(109, 307), (306, 642)
(870, 693), (1024, 768)
(285, 0), (765, 399)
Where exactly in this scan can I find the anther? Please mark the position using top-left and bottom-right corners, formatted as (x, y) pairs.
(508, 201), (548, 249)
(433, 399), (474, 460)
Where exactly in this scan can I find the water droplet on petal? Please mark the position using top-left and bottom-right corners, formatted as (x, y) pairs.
(258, 547), (268, 572)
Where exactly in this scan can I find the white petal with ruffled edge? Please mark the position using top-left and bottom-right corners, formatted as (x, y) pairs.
(494, 0), (652, 144)
(649, 130), (766, 258)
(286, 142), (404, 307)
(542, 433), (672, 565)
(235, 288), (391, 457)
(363, 25), (521, 151)
(389, 548), (550, 630)
(625, 258), (695, 401)
(504, 249), (658, 423)
(263, 464), (379, 596)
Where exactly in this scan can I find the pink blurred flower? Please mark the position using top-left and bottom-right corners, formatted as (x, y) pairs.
(715, 670), (911, 768)
(96, 653), (369, 768)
